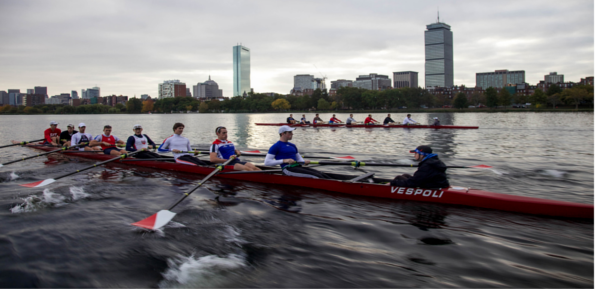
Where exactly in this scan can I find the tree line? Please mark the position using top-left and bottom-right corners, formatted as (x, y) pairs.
(0, 84), (592, 114)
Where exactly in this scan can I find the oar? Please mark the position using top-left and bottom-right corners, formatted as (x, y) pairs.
(184, 150), (356, 160)
(309, 161), (492, 168)
(20, 150), (141, 188)
(0, 144), (87, 168)
(1, 139), (45, 149)
(131, 157), (236, 230)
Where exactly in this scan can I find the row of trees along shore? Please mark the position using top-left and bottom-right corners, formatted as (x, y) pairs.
(0, 84), (592, 114)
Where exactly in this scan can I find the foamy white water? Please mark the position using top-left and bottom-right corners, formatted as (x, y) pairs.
(159, 253), (246, 288)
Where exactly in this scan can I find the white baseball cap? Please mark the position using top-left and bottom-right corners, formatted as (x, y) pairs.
(278, 125), (296, 134)
(49, 121), (58, 125)
(133, 124), (142, 129)
(78, 123), (86, 127)
(433, 117), (439, 120)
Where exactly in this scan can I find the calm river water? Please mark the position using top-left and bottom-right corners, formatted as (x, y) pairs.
(0, 112), (593, 288)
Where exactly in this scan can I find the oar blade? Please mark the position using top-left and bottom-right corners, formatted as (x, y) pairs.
(131, 210), (176, 230)
(20, 179), (56, 188)
(332, 156), (356, 160)
(469, 164), (492, 169)
(241, 150), (261, 154)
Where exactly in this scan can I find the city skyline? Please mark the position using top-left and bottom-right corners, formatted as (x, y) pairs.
(0, 0), (592, 98)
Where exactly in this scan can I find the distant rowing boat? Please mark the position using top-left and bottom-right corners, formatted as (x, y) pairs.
(255, 123), (479, 129)
(20, 145), (594, 219)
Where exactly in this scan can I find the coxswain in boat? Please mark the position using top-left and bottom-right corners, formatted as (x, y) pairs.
(383, 114), (396, 125)
(390, 145), (449, 188)
(300, 114), (310, 124)
(70, 123), (99, 151)
(403, 114), (419, 125)
(159, 122), (207, 166)
(125, 124), (162, 159)
(43, 121), (62, 146)
(364, 114), (379, 125)
(210, 126), (260, 171)
(312, 113), (323, 124)
(59, 124), (78, 147)
(432, 117), (440, 126)
(346, 114), (357, 125)
(90, 125), (127, 156)
(264, 125), (331, 179)
(329, 114), (342, 124)
(287, 114), (297, 124)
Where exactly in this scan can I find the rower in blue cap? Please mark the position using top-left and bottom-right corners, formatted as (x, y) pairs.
(390, 145), (450, 188)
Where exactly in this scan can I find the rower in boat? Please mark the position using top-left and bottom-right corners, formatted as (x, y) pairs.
(287, 114), (297, 124)
(403, 114), (419, 125)
(43, 121), (62, 146)
(71, 123), (99, 151)
(364, 114), (379, 125)
(432, 117), (441, 126)
(59, 124), (78, 147)
(159, 122), (207, 166)
(312, 113), (323, 124)
(209, 126), (260, 171)
(390, 145), (449, 188)
(329, 114), (342, 124)
(264, 125), (331, 179)
(346, 114), (357, 125)
(383, 114), (396, 125)
(300, 114), (311, 124)
(90, 125), (127, 156)
(125, 124), (162, 159)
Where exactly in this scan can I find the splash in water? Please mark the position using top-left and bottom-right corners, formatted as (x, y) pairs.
(70, 186), (90, 200)
(159, 253), (246, 288)
(9, 171), (19, 181)
(10, 188), (66, 213)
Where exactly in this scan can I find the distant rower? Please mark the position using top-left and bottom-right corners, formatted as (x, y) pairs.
(346, 114), (357, 125)
(364, 114), (379, 125)
(390, 145), (449, 188)
(210, 126), (260, 171)
(300, 114), (311, 124)
(70, 123), (98, 151)
(329, 114), (342, 124)
(287, 114), (297, 124)
(403, 114), (419, 125)
(312, 113), (323, 124)
(432, 117), (441, 126)
(383, 114), (396, 125)
(264, 125), (331, 179)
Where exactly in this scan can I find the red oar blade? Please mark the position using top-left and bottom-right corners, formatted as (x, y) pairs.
(332, 156), (356, 160)
(241, 150), (261, 154)
(20, 179), (56, 188)
(468, 164), (492, 169)
(132, 210), (176, 230)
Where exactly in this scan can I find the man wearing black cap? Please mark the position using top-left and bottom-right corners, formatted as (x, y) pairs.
(59, 124), (78, 147)
(390, 145), (449, 188)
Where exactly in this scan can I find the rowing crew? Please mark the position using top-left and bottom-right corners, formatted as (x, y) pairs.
(286, 114), (440, 126)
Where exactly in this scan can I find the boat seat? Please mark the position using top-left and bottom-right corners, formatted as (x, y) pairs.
(349, 172), (375, 182)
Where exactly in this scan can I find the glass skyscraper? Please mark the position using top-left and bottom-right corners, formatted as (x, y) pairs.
(425, 21), (453, 88)
(233, 45), (251, 97)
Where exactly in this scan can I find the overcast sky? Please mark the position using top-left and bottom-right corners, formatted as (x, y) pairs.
(0, 0), (593, 98)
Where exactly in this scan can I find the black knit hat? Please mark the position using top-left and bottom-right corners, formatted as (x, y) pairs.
(409, 145), (432, 154)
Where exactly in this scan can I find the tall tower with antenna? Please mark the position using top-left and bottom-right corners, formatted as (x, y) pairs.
(424, 11), (453, 88)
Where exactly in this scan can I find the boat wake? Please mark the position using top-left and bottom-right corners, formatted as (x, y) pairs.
(10, 187), (90, 213)
(158, 253), (247, 288)
(538, 169), (566, 178)
(9, 171), (19, 181)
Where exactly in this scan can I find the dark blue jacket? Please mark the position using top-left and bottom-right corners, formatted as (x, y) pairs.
(390, 156), (450, 188)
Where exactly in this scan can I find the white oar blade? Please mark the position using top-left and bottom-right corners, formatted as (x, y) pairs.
(332, 156), (356, 160)
(20, 179), (56, 188)
(131, 210), (176, 230)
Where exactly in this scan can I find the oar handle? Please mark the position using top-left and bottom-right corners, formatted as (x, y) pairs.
(0, 138), (45, 149)
(51, 150), (141, 181)
(167, 156), (236, 211)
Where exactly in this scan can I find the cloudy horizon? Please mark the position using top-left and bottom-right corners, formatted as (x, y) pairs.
(0, 0), (593, 99)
